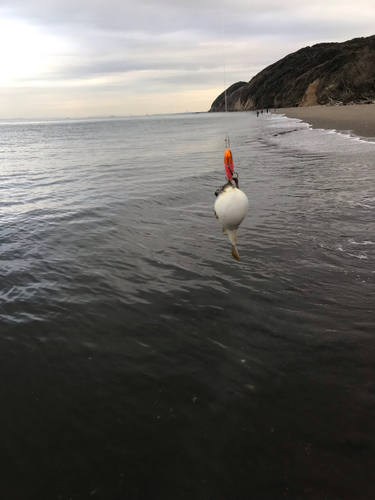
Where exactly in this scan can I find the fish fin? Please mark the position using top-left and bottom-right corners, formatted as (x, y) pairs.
(231, 244), (240, 261)
(222, 226), (226, 234)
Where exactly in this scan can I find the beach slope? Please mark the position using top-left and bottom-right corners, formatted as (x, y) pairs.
(278, 104), (375, 138)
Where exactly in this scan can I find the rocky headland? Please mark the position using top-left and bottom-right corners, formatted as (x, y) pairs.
(209, 35), (375, 111)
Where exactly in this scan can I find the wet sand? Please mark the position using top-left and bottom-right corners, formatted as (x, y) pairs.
(277, 104), (375, 138)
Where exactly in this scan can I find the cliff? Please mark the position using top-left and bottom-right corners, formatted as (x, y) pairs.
(209, 34), (375, 111)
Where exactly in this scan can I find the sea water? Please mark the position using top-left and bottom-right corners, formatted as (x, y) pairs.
(1, 112), (374, 499)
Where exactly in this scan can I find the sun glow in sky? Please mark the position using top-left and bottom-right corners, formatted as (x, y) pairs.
(1, 0), (375, 118)
(0, 18), (71, 87)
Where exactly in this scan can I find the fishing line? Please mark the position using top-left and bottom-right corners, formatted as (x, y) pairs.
(219, 2), (239, 185)
(220, 0), (229, 130)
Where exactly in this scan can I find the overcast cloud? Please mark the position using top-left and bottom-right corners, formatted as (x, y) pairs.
(1, 0), (375, 117)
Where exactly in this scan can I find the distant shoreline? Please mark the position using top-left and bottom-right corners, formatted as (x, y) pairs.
(276, 104), (375, 139)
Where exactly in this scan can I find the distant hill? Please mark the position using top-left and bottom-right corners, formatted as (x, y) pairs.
(209, 35), (375, 111)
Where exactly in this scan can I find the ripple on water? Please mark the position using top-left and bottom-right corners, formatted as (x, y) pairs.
(1, 114), (375, 499)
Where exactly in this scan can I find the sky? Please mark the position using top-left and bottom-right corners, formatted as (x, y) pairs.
(0, 0), (374, 118)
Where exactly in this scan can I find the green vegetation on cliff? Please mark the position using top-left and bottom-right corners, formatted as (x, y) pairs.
(209, 34), (375, 111)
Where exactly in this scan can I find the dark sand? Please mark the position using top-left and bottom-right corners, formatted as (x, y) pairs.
(277, 104), (375, 138)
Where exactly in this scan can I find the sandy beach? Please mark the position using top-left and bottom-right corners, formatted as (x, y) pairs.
(277, 104), (375, 138)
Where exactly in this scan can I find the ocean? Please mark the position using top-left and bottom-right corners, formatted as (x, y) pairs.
(1, 112), (374, 499)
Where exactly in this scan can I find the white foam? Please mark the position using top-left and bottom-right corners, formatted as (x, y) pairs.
(346, 252), (368, 260)
(337, 245), (368, 259)
(355, 203), (373, 209)
(349, 239), (375, 246)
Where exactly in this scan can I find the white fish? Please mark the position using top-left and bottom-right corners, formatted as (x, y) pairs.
(214, 182), (249, 261)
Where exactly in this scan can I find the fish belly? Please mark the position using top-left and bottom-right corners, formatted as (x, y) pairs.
(214, 188), (248, 230)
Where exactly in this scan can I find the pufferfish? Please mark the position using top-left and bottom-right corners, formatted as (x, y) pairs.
(214, 182), (249, 261)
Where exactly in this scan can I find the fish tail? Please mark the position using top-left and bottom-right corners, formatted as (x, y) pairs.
(231, 244), (240, 261)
